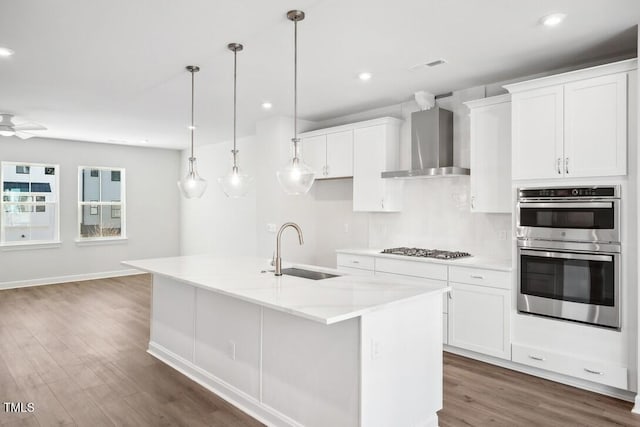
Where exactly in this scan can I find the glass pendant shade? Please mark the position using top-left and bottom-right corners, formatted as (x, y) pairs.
(219, 165), (253, 198)
(178, 157), (207, 199)
(276, 143), (315, 195)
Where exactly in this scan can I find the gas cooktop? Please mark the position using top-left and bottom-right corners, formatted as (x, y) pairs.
(381, 247), (472, 260)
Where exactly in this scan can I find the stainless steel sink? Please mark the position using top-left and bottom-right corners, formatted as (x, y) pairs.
(281, 267), (340, 280)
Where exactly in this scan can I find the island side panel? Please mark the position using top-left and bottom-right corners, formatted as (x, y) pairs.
(360, 293), (443, 427)
(194, 289), (261, 400)
(150, 274), (196, 361)
(262, 308), (360, 427)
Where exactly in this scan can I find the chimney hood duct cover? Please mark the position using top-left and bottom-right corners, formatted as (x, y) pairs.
(381, 107), (470, 178)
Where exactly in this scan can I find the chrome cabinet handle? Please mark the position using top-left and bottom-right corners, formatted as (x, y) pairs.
(352, 260), (360, 264)
(470, 274), (485, 279)
(528, 355), (545, 361)
(556, 158), (562, 175)
(381, 199), (385, 209)
(325, 165), (330, 176)
(448, 290), (452, 300)
(471, 196), (475, 209)
(584, 368), (603, 375)
(565, 157), (569, 174)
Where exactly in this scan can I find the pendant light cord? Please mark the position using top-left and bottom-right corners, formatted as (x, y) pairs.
(190, 68), (195, 160)
(293, 19), (298, 140)
(233, 48), (238, 169)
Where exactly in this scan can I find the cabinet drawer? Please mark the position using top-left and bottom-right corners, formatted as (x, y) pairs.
(375, 258), (447, 281)
(449, 266), (511, 289)
(336, 254), (374, 270)
(337, 266), (375, 277)
(512, 343), (627, 389)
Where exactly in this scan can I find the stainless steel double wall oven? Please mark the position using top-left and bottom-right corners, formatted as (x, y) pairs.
(516, 186), (621, 329)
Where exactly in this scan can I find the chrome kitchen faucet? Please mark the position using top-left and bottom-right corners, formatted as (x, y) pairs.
(274, 222), (304, 276)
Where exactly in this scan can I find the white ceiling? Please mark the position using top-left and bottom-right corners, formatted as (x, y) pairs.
(0, 0), (638, 149)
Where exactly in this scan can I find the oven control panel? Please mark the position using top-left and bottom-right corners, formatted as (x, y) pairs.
(519, 186), (618, 199)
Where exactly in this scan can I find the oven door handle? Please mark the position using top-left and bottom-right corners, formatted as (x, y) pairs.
(519, 202), (613, 209)
(520, 249), (613, 262)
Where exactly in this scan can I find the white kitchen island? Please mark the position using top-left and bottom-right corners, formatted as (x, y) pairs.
(123, 255), (449, 427)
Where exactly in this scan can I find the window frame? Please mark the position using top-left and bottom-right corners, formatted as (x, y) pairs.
(0, 161), (61, 247)
(77, 166), (127, 242)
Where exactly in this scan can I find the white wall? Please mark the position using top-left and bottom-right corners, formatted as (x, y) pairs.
(179, 136), (257, 256)
(0, 137), (181, 287)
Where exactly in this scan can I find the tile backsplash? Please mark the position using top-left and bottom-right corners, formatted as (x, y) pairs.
(368, 177), (512, 260)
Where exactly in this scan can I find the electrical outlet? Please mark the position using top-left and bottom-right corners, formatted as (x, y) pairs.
(498, 230), (508, 241)
(267, 223), (277, 233)
(228, 341), (236, 360)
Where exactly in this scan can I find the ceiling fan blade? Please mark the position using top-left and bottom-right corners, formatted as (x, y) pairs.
(13, 123), (46, 131)
(14, 131), (35, 140)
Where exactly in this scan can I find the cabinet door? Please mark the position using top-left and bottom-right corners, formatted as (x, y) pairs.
(448, 282), (510, 359)
(302, 135), (326, 178)
(353, 125), (386, 211)
(512, 86), (564, 179)
(326, 130), (353, 178)
(470, 100), (512, 213)
(564, 73), (627, 177)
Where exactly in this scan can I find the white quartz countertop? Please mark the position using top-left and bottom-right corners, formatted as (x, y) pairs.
(122, 255), (449, 325)
(336, 248), (512, 272)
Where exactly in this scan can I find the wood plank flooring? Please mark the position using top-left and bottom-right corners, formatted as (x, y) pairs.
(0, 275), (639, 426)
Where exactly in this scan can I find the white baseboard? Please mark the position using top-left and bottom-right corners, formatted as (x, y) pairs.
(444, 346), (636, 403)
(147, 341), (302, 427)
(632, 395), (640, 414)
(0, 269), (143, 290)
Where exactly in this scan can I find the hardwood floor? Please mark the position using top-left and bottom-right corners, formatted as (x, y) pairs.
(0, 275), (639, 426)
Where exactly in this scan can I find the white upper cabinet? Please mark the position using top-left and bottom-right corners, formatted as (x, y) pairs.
(301, 131), (353, 179)
(326, 130), (354, 178)
(353, 120), (403, 212)
(505, 59), (635, 180)
(564, 73), (627, 177)
(465, 94), (512, 213)
(303, 134), (327, 177)
(511, 86), (564, 180)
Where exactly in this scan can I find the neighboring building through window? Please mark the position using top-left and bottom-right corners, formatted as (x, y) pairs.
(78, 167), (125, 239)
(1, 162), (60, 245)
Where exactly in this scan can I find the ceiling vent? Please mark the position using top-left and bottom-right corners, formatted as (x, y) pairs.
(409, 58), (447, 71)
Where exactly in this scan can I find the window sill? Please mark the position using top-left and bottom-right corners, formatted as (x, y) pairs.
(75, 237), (128, 246)
(0, 241), (63, 251)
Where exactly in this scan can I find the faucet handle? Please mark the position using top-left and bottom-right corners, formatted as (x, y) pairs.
(270, 251), (276, 267)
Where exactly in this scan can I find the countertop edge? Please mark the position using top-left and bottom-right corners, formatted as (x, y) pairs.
(336, 249), (513, 272)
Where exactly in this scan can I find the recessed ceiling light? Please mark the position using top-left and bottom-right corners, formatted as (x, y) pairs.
(409, 59), (447, 71)
(261, 101), (273, 110)
(358, 72), (373, 81)
(541, 13), (566, 27)
(0, 47), (15, 57)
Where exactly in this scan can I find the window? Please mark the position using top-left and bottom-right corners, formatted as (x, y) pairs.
(1, 162), (60, 245)
(78, 167), (126, 240)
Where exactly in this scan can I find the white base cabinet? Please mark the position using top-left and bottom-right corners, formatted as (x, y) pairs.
(448, 282), (511, 360)
(512, 343), (628, 390)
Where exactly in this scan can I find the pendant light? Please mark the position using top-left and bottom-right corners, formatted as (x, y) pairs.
(218, 43), (253, 198)
(178, 65), (207, 199)
(276, 10), (315, 195)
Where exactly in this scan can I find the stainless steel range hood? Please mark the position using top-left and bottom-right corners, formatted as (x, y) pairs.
(381, 106), (470, 179)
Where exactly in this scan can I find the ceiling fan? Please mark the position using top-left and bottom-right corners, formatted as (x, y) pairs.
(0, 113), (47, 139)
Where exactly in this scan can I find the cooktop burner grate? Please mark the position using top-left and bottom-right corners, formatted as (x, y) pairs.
(381, 247), (472, 260)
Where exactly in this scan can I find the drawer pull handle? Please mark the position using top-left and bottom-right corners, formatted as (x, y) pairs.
(352, 260), (360, 264)
(584, 368), (604, 375)
(470, 274), (485, 279)
(528, 355), (545, 361)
